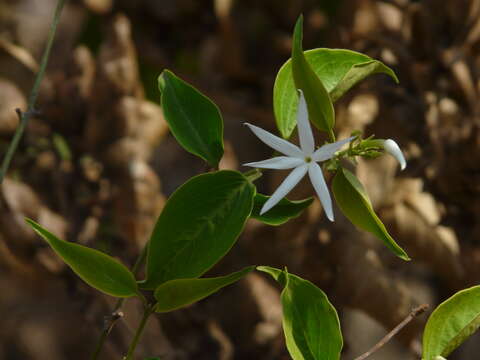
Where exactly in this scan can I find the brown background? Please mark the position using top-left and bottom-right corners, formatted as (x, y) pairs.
(0, 0), (479, 359)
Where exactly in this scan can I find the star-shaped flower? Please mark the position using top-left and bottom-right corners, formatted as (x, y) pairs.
(244, 90), (354, 221)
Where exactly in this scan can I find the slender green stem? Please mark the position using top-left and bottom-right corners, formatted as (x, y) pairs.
(91, 330), (108, 360)
(91, 311), (123, 360)
(91, 245), (148, 360)
(359, 139), (385, 149)
(116, 244), (148, 310)
(124, 306), (153, 360)
(328, 128), (336, 143)
(243, 168), (262, 183)
(132, 244), (148, 274)
(0, 0), (67, 184)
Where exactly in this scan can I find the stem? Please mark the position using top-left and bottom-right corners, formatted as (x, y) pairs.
(0, 0), (67, 184)
(359, 139), (385, 149)
(124, 306), (153, 360)
(91, 245), (148, 360)
(91, 330), (108, 360)
(353, 304), (428, 360)
(243, 168), (262, 182)
(132, 244), (148, 276)
(91, 311), (124, 360)
(328, 128), (336, 143)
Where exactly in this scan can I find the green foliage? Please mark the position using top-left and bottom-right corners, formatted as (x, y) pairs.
(154, 266), (254, 312)
(423, 286), (480, 360)
(142, 170), (255, 289)
(332, 167), (410, 261)
(158, 70), (224, 168)
(258, 266), (343, 360)
(290, 15), (334, 137)
(251, 194), (313, 226)
(329, 59), (398, 102)
(26, 219), (138, 298)
(274, 49), (397, 138)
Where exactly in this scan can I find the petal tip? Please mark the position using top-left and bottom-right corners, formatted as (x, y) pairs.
(259, 205), (270, 216)
(383, 139), (407, 171)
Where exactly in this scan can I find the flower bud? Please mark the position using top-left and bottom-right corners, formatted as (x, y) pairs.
(383, 139), (406, 170)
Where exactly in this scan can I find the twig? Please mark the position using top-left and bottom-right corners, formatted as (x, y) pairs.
(0, 0), (67, 184)
(353, 304), (429, 360)
(91, 245), (148, 360)
(123, 305), (154, 360)
(91, 311), (124, 360)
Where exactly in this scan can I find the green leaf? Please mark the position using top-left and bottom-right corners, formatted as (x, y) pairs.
(423, 286), (480, 360)
(257, 265), (284, 283)
(251, 194), (313, 226)
(158, 70), (224, 168)
(274, 49), (397, 138)
(258, 266), (343, 360)
(332, 167), (410, 261)
(329, 60), (398, 102)
(291, 15), (334, 136)
(26, 219), (138, 298)
(142, 170), (255, 289)
(154, 266), (254, 312)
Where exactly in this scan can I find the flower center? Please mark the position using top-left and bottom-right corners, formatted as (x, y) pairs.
(304, 156), (312, 163)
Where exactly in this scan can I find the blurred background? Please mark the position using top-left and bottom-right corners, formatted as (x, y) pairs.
(0, 0), (479, 359)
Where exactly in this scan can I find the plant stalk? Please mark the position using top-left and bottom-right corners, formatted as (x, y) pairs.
(91, 244), (148, 360)
(328, 128), (336, 143)
(0, 0), (67, 184)
(124, 306), (153, 360)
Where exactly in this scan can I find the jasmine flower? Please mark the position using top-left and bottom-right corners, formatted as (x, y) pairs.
(244, 90), (354, 221)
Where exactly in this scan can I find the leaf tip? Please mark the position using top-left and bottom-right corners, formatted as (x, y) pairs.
(157, 71), (168, 93)
(391, 71), (400, 84)
(24, 217), (40, 231)
(295, 14), (304, 26)
(293, 15), (304, 45)
(401, 253), (411, 261)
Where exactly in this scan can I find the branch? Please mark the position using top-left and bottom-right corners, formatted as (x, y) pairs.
(353, 304), (429, 360)
(0, 0), (67, 184)
(91, 245), (148, 360)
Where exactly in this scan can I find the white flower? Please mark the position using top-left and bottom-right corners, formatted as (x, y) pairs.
(382, 139), (406, 170)
(244, 90), (354, 221)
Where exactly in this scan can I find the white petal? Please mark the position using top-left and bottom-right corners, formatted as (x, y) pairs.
(244, 123), (303, 158)
(296, 90), (315, 155)
(383, 139), (406, 170)
(308, 163), (334, 221)
(244, 156), (304, 169)
(312, 136), (355, 162)
(260, 164), (308, 215)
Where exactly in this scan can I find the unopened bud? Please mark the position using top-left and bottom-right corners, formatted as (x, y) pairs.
(383, 139), (406, 170)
